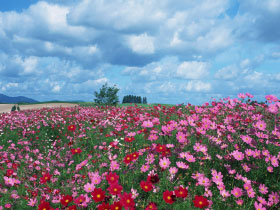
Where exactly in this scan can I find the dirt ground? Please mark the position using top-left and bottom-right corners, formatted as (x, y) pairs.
(0, 103), (79, 114)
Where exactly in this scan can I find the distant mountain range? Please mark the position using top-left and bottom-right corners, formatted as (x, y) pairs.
(0, 94), (85, 103)
(0, 93), (38, 103)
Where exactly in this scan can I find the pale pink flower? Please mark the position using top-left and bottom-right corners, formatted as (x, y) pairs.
(169, 167), (178, 175)
(176, 161), (189, 169)
(268, 104), (278, 114)
(185, 154), (196, 162)
(27, 198), (37, 207)
(110, 160), (120, 171)
(159, 157), (171, 169)
(148, 134), (158, 141)
(4, 176), (15, 187)
(220, 189), (230, 198)
(198, 177), (211, 187)
(84, 182), (95, 193)
(140, 164), (150, 173)
(131, 188), (139, 199)
(142, 120), (153, 128)
(236, 199), (244, 206)
(238, 93), (246, 99)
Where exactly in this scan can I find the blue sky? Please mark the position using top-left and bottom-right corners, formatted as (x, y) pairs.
(0, 0), (280, 105)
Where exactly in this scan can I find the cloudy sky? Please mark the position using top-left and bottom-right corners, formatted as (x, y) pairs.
(0, 0), (280, 105)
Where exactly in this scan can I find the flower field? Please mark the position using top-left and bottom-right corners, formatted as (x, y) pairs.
(0, 94), (280, 210)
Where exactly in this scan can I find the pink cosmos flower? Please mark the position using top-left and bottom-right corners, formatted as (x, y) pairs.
(268, 192), (279, 204)
(259, 184), (268, 195)
(140, 164), (150, 173)
(271, 156), (279, 167)
(169, 167), (178, 175)
(84, 182), (95, 193)
(185, 154), (196, 162)
(4, 176), (15, 187)
(110, 160), (120, 171)
(159, 157), (171, 169)
(148, 134), (158, 141)
(27, 198), (37, 207)
(246, 93), (254, 98)
(231, 187), (243, 198)
(254, 201), (266, 210)
(236, 199), (244, 206)
(142, 120), (153, 128)
(198, 177), (211, 187)
(257, 196), (267, 205)
(267, 166), (273, 173)
(176, 132), (186, 143)
(247, 188), (255, 198)
(238, 93), (246, 99)
(232, 150), (244, 161)
(268, 104), (278, 114)
(265, 94), (278, 102)
(176, 161), (189, 169)
(220, 190), (230, 198)
(255, 120), (266, 131)
(240, 135), (252, 144)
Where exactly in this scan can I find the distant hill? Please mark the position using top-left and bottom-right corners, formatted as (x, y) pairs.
(0, 93), (39, 103)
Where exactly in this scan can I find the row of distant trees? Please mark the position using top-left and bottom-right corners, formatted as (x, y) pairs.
(122, 95), (147, 104)
(94, 83), (148, 105)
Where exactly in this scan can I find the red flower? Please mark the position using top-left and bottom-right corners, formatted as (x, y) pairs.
(97, 202), (110, 210)
(123, 154), (133, 164)
(38, 200), (50, 210)
(40, 173), (52, 184)
(106, 172), (119, 185)
(145, 202), (158, 210)
(71, 148), (82, 155)
(156, 144), (166, 153)
(140, 180), (153, 192)
(60, 194), (73, 206)
(66, 205), (77, 210)
(124, 136), (135, 143)
(120, 192), (135, 209)
(6, 169), (14, 177)
(147, 174), (159, 184)
(131, 152), (139, 161)
(110, 201), (123, 210)
(174, 186), (188, 198)
(107, 183), (123, 195)
(193, 195), (209, 209)
(68, 125), (76, 132)
(91, 188), (106, 203)
(163, 190), (176, 204)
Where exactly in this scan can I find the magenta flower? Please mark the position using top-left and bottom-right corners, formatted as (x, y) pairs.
(231, 187), (243, 198)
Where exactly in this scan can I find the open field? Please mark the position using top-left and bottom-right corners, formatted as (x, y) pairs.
(0, 96), (279, 209)
(0, 103), (79, 114)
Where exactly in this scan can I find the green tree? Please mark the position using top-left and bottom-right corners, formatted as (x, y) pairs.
(94, 83), (120, 105)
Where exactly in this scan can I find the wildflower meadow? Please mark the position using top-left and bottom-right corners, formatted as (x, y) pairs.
(0, 93), (280, 210)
